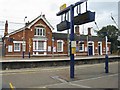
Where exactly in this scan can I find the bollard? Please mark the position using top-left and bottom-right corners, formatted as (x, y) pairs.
(22, 51), (24, 58)
(29, 52), (30, 58)
(105, 54), (109, 73)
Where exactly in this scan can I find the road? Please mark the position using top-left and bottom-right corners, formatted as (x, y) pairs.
(1, 62), (119, 89)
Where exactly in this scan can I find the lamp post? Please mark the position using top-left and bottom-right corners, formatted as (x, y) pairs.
(22, 16), (27, 58)
(87, 35), (89, 56)
(52, 37), (54, 57)
(28, 38), (32, 58)
(105, 34), (109, 73)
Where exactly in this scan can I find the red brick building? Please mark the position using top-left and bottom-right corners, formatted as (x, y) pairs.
(3, 15), (111, 57)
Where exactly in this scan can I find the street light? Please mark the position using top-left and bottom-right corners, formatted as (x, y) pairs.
(105, 32), (109, 73)
(94, 21), (109, 73)
(52, 37), (54, 57)
(29, 38), (32, 58)
(111, 14), (120, 30)
(22, 16), (27, 58)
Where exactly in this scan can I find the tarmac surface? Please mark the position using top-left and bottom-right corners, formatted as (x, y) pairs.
(1, 62), (119, 89)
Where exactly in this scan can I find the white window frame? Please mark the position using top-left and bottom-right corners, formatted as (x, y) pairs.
(57, 40), (63, 52)
(33, 41), (47, 52)
(34, 27), (46, 36)
(8, 45), (13, 52)
(79, 41), (84, 52)
(14, 43), (21, 52)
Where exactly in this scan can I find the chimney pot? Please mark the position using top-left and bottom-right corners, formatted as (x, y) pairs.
(43, 14), (45, 17)
(88, 27), (91, 36)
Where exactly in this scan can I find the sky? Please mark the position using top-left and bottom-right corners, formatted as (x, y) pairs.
(0, 0), (119, 36)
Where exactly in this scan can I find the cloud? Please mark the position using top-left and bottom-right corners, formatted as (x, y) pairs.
(0, 0), (119, 36)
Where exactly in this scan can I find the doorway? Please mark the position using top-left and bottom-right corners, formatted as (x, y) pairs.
(98, 42), (102, 55)
(88, 42), (94, 56)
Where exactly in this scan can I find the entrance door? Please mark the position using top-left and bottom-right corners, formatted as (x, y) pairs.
(98, 46), (101, 55)
(88, 46), (93, 55)
(98, 42), (102, 55)
(88, 42), (93, 56)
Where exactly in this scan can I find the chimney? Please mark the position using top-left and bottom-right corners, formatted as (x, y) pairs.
(4, 20), (8, 36)
(88, 27), (91, 36)
(43, 14), (45, 17)
(75, 25), (80, 35)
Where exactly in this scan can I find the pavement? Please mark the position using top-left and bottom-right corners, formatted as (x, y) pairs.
(1, 62), (119, 89)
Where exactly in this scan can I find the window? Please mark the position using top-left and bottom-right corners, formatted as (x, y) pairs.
(14, 43), (21, 52)
(38, 41), (44, 50)
(33, 41), (46, 52)
(35, 27), (45, 36)
(57, 40), (63, 52)
(8, 45), (13, 52)
(79, 42), (84, 52)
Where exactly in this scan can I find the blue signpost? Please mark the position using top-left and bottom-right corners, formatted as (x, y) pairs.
(70, 5), (75, 78)
(57, 0), (95, 78)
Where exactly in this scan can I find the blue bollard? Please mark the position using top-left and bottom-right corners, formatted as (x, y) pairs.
(105, 54), (109, 73)
(29, 52), (30, 58)
(22, 51), (24, 58)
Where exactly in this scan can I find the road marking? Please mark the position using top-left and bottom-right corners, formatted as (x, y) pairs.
(69, 82), (91, 88)
(51, 76), (68, 83)
(9, 82), (15, 90)
(74, 74), (118, 82)
(31, 74), (118, 88)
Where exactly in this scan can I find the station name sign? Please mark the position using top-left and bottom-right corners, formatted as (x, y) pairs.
(60, 4), (66, 11)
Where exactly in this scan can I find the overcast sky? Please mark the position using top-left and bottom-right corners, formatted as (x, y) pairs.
(0, 0), (119, 36)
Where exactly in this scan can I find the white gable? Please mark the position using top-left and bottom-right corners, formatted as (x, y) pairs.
(27, 15), (54, 31)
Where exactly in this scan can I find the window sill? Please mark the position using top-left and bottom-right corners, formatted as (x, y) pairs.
(79, 50), (84, 52)
(57, 51), (63, 52)
(14, 50), (21, 52)
(33, 50), (47, 52)
(34, 35), (46, 37)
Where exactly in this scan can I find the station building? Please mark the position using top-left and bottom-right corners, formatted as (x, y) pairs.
(3, 14), (111, 57)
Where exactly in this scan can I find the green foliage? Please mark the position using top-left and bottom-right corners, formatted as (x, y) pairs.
(97, 25), (119, 54)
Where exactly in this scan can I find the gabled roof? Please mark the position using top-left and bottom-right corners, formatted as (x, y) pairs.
(6, 15), (54, 37)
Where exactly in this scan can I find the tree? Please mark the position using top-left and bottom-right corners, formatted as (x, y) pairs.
(97, 25), (119, 54)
